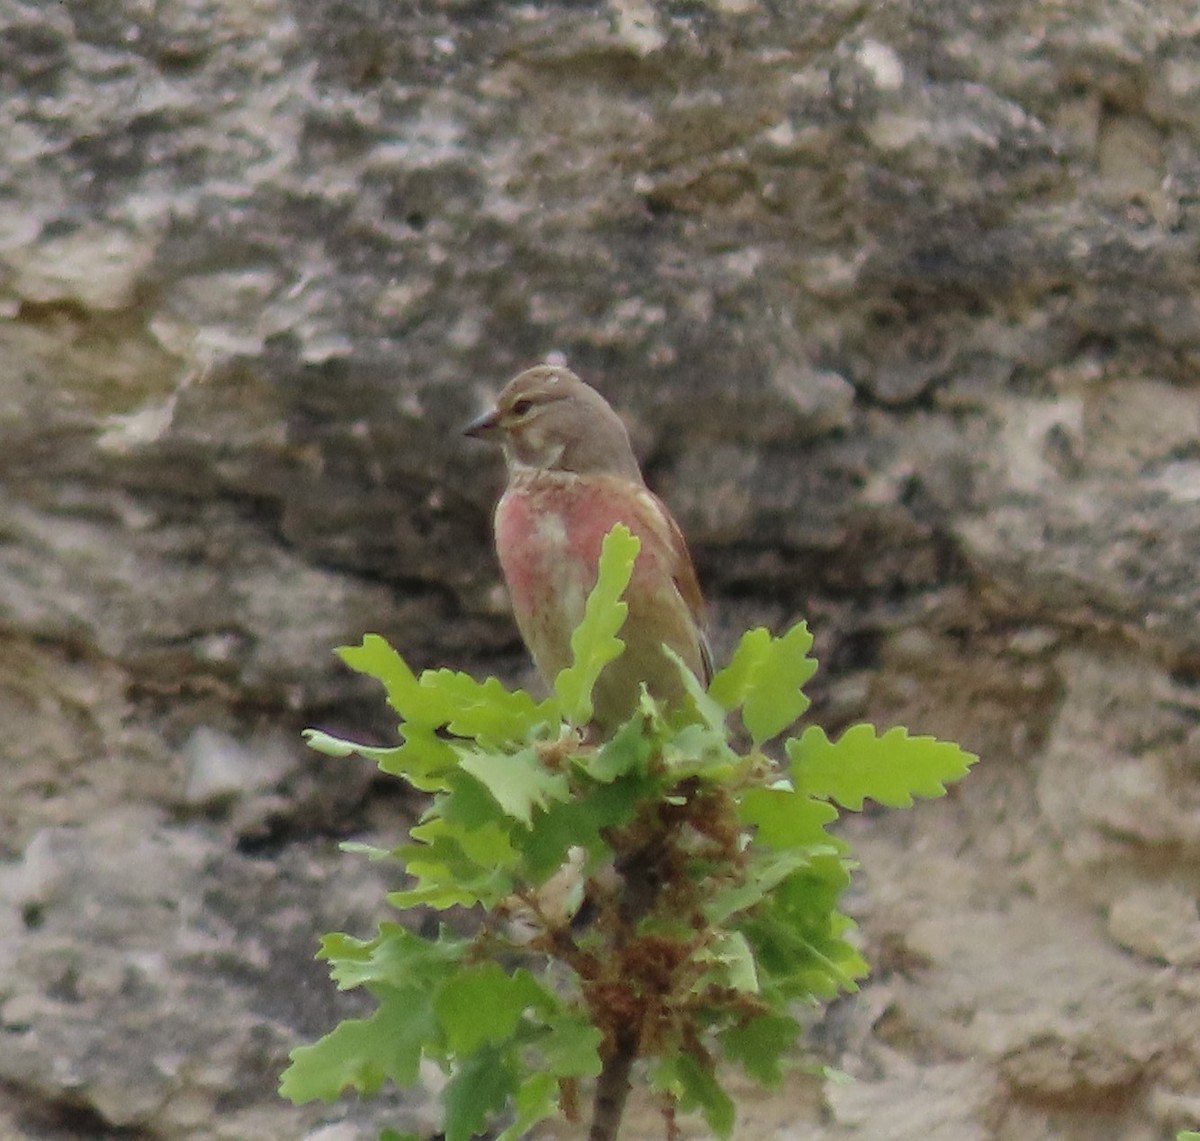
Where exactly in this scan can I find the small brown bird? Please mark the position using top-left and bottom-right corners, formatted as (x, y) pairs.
(465, 365), (712, 733)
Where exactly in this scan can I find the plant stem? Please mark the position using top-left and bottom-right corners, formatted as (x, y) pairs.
(586, 819), (673, 1141)
(588, 1025), (637, 1141)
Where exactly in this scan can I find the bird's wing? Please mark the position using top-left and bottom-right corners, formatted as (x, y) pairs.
(639, 488), (713, 684)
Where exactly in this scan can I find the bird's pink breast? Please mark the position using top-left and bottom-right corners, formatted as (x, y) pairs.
(493, 470), (705, 727)
(494, 474), (663, 623)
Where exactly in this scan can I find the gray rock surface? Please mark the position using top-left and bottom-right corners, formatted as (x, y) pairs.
(1, 0), (1198, 1137)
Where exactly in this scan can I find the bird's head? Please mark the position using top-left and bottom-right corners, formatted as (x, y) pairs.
(464, 365), (642, 481)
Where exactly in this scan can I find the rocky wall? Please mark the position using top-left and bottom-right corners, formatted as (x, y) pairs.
(1, 0), (1198, 1138)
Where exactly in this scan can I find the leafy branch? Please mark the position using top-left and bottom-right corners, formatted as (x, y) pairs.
(282, 525), (977, 1140)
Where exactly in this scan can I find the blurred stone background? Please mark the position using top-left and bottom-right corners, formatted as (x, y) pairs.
(1, 0), (1199, 1138)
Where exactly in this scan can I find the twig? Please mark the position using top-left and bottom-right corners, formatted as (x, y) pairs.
(585, 823), (672, 1141)
(588, 1025), (638, 1141)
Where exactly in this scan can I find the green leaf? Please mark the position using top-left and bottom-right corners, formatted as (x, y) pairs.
(439, 768), (515, 830)
(692, 930), (759, 993)
(662, 719), (739, 781)
(581, 715), (655, 782)
(319, 922), (464, 991)
(382, 725), (460, 791)
(443, 1042), (516, 1141)
(554, 525), (640, 725)
(654, 1051), (736, 1139)
(302, 729), (397, 764)
(434, 964), (553, 1056)
(386, 880), (489, 911)
(303, 727), (457, 793)
(703, 879), (769, 926)
(417, 668), (555, 744)
(788, 724), (978, 810)
(662, 644), (729, 733)
(774, 854), (853, 916)
(417, 781), (524, 872)
(338, 635), (438, 727)
(339, 840), (396, 860)
(741, 915), (865, 1002)
(740, 862), (868, 1001)
(305, 723), (459, 791)
(738, 785), (842, 850)
(719, 1012), (800, 1085)
(389, 819), (515, 910)
(749, 848), (834, 894)
(537, 1012), (604, 1078)
(709, 623), (817, 745)
(522, 775), (648, 879)
(458, 746), (571, 827)
(455, 819), (522, 868)
(822, 1065), (855, 1085)
(280, 983), (436, 1103)
(495, 1071), (559, 1141)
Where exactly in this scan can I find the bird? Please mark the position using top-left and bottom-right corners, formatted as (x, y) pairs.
(464, 364), (712, 734)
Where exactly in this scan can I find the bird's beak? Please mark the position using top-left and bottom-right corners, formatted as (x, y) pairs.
(463, 405), (503, 440)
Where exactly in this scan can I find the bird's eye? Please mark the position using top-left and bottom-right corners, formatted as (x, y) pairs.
(510, 397), (534, 417)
